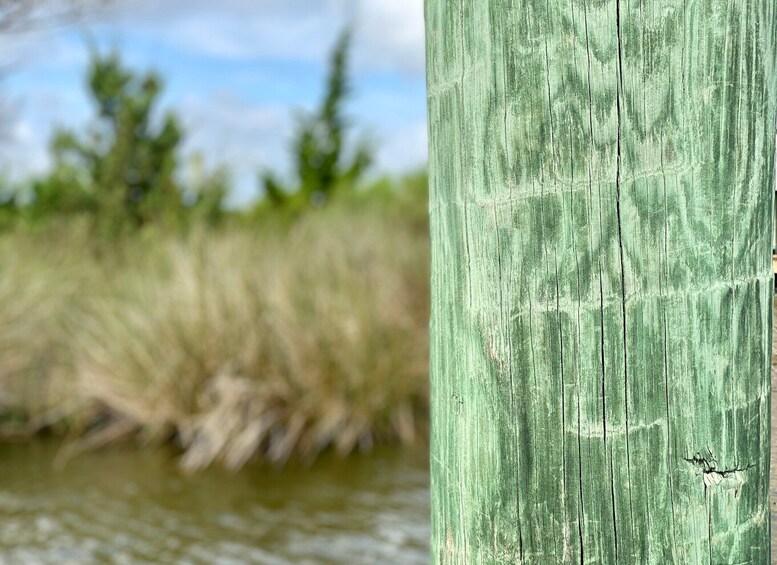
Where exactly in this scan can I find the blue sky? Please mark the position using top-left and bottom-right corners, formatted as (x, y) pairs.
(1, 0), (427, 205)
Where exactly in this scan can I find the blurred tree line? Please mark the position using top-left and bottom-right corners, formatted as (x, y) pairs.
(0, 29), (428, 236)
(0, 49), (228, 234)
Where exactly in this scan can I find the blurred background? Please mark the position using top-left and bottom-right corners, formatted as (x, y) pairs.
(0, 1), (430, 563)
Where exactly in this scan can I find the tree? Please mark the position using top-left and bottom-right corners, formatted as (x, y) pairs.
(31, 50), (224, 232)
(259, 29), (372, 212)
(426, 1), (774, 563)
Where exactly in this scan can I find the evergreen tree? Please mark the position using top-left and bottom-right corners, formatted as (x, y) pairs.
(33, 50), (225, 233)
(260, 29), (372, 212)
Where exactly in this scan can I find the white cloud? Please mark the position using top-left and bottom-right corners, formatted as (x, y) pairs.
(98, 0), (345, 64)
(181, 94), (289, 162)
(2, 117), (51, 178)
(354, 0), (425, 76)
(1, 68), (91, 180)
(177, 91), (295, 203)
(96, 0), (425, 76)
(375, 119), (428, 173)
(167, 12), (335, 62)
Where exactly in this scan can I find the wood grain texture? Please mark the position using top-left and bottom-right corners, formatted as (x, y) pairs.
(425, 1), (777, 562)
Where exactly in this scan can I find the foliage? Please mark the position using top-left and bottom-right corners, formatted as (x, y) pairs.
(0, 189), (429, 469)
(4, 32), (378, 231)
(259, 29), (372, 213)
(24, 50), (225, 234)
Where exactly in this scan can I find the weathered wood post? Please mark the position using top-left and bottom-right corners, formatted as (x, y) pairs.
(425, 1), (776, 562)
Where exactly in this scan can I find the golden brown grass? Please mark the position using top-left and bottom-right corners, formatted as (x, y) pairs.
(0, 229), (94, 433)
(0, 206), (429, 470)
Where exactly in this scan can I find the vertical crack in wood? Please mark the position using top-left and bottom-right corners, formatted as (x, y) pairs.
(659, 137), (678, 548)
(542, 4), (570, 556)
(555, 250), (570, 559)
(584, 4), (619, 557)
(609, 444), (619, 558)
(497, 3), (524, 557)
(568, 6), (585, 560)
(719, 0), (737, 487)
(458, 0), (473, 311)
(614, 0), (635, 544)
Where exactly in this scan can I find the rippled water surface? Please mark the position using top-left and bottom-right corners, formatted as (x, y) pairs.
(0, 441), (429, 564)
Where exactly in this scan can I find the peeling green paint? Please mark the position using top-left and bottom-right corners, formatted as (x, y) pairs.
(425, 1), (776, 562)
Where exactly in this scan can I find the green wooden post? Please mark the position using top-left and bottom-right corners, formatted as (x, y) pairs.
(426, 1), (776, 562)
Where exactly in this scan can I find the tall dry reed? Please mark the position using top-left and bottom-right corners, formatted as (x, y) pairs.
(0, 229), (93, 433)
(0, 207), (429, 470)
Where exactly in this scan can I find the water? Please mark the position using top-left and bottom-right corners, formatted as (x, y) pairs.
(0, 441), (430, 564)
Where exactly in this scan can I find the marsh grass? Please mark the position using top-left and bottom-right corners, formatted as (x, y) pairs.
(0, 205), (429, 470)
(0, 228), (94, 433)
